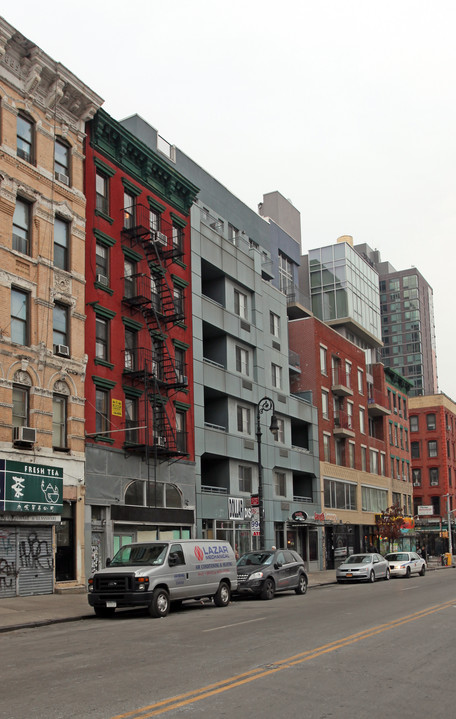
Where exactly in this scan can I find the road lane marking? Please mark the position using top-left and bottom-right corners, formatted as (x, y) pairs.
(203, 617), (266, 632)
(111, 599), (455, 719)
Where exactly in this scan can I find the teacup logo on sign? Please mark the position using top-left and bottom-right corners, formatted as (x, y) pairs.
(194, 546), (204, 562)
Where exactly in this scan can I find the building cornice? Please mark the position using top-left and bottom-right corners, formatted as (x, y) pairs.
(90, 109), (199, 215)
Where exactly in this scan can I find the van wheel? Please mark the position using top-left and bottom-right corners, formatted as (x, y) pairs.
(148, 588), (170, 618)
(94, 606), (115, 618)
(214, 581), (230, 607)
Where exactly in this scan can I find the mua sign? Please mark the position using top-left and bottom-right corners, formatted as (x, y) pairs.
(228, 497), (245, 520)
(0, 460), (63, 514)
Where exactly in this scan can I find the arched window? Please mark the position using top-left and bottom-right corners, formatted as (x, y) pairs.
(124, 481), (182, 508)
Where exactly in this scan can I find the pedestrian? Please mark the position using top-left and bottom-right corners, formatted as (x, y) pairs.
(421, 546), (427, 561)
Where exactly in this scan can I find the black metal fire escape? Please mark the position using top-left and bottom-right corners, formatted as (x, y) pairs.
(121, 203), (188, 461)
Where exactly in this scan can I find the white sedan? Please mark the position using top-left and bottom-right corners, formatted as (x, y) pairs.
(384, 551), (426, 578)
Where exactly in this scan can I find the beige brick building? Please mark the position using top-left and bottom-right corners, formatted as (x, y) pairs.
(0, 18), (102, 596)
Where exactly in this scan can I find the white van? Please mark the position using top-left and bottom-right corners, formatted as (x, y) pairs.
(88, 539), (237, 618)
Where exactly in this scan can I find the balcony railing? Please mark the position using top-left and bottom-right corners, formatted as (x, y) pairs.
(201, 485), (228, 494)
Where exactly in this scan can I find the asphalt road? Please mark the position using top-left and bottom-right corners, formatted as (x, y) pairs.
(2, 571), (455, 719)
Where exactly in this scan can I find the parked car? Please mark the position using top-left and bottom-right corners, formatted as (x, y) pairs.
(384, 551), (426, 578)
(235, 549), (308, 600)
(336, 553), (390, 583)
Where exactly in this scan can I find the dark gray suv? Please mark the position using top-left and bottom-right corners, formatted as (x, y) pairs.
(235, 549), (308, 600)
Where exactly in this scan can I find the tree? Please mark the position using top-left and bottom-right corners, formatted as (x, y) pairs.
(375, 504), (404, 552)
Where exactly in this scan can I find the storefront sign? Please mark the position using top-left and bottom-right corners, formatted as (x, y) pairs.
(292, 510), (308, 522)
(251, 506), (260, 536)
(228, 497), (244, 520)
(417, 505), (433, 516)
(0, 460), (63, 514)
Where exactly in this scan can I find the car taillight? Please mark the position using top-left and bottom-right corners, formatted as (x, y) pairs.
(88, 578), (93, 592)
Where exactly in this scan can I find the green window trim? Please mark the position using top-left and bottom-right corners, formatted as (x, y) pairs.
(170, 212), (187, 228)
(94, 358), (114, 370)
(94, 228), (116, 247)
(122, 177), (142, 197)
(94, 209), (114, 225)
(92, 375), (116, 390)
(123, 384), (143, 398)
(93, 303), (116, 320)
(148, 196), (166, 214)
(122, 316), (143, 331)
(150, 394), (168, 407)
(172, 339), (190, 350)
(121, 245), (143, 262)
(92, 434), (115, 444)
(174, 259), (187, 270)
(94, 157), (116, 177)
(150, 330), (167, 341)
(94, 282), (114, 296)
(174, 401), (191, 411)
(171, 275), (189, 288)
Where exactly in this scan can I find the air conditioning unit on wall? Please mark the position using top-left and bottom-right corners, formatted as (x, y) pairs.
(54, 344), (70, 357)
(13, 426), (36, 444)
(96, 274), (109, 287)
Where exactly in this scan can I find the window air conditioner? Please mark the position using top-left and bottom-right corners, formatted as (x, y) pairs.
(181, 375), (188, 386)
(55, 172), (70, 186)
(54, 344), (70, 357)
(156, 436), (166, 448)
(13, 426), (36, 444)
(96, 274), (109, 287)
(155, 231), (168, 246)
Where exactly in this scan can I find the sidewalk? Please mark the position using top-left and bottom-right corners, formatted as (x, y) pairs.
(0, 566), (450, 633)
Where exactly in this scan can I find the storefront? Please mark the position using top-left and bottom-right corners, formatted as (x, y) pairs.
(0, 460), (63, 597)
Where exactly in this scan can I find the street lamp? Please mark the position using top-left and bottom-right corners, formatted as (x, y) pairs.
(443, 493), (453, 559)
(256, 396), (279, 550)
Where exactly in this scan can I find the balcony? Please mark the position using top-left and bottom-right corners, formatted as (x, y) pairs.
(367, 388), (391, 417)
(333, 411), (355, 438)
(286, 285), (312, 320)
(331, 368), (353, 397)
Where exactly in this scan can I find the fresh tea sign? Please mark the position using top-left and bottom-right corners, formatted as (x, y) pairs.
(0, 460), (63, 513)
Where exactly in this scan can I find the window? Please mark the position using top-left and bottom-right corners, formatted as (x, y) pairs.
(271, 363), (282, 389)
(321, 390), (329, 420)
(123, 191), (135, 229)
(175, 347), (186, 383)
(96, 388), (109, 434)
(13, 385), (29, 428)
(361, 446), (367, 471)
(13, 198), (31, 255)
(428, 440), (438, 458)
(52, 394), (67, 448)
(239, 465), (252, 493)
(380, 453), (386, 476)
(235, 346), (249, 375)
(172, 223), (183, 252)
(11, 288), (29, 345)
(95, 317), (109, 361)
(335, 438), (345, 466)
(362, 486), (388, 513)
(426, 414), (436, 431)
(54, 217), (69, 271)
(347, 401), (353, 429)
(410, 415), (418, 432)
(324, 478), (356, 510)
(348, 441), (355, 468)
(411, 441), (420, 459)
(274, 471), (286, 496)
(150, 276), (162, 313)
(53, 303), (68, 347)
(359, 407), (365, 434)
(357, 368), (364, 394)
(17, 112), (34, 163)
(237, 405), (251, 434)
(173, 286), (184, 318)
(319, 433), (330, 462)
(124, 328), (136, 371)
(176, 411), (186, 453)
(124, 259), (136, 299)
(320, 346), (327, 375)
(370, 449), (378, 474)
(55, 139), (70, 183)
(234, 289), (248, 319)
(95, 243), (109, 282)
(429, 468), (439, 486)
(279, 251), (293, 294)
(96, 171), (109, 215)
(152, 337), (164, 380)
(270, 312), (280, 338)
(125, 397), (138, 443)
(150, 208), (160, 232)
(274, 418), (285, 443)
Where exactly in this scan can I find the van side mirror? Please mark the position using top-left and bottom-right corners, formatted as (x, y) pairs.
(169, 554), (177, 567)
(106, 558), (111, 567)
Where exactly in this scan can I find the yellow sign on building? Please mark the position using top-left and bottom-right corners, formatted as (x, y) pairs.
(112, 399), (123, 417)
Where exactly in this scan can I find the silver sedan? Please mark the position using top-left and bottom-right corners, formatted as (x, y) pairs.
(336, 553), (390, 583)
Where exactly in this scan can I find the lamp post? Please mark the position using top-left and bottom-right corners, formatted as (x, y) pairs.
(442, 494), (453, 560)
(256, 396), (279, 550)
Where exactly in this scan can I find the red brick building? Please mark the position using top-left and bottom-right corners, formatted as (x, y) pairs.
(409, 393), (456, 555)
(289, 316), (413, 566)
(83, 109), (199, 572)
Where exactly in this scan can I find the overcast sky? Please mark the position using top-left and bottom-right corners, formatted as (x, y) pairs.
(5, 1), (456, 399)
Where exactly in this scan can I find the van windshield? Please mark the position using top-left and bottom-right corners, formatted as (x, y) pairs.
(110, 544), (168, 567)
